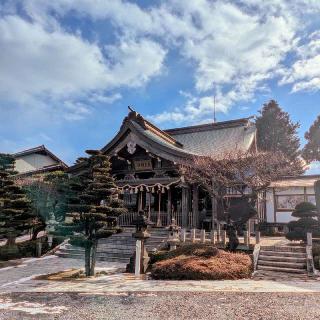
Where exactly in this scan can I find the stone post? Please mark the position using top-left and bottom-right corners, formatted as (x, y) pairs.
(244, 231), (249, 247)
(36, 239), (42, 257)
(200, 229), (206, 244)
(180, 228), (186, 243)
(255, 231), (261, 244)
(210, 230), (216, 245)
(307, 232), (312, 246)
(221, 230), (226, 247)
(191, 228), (196, 243)
(135, 240), (142, 276)
(217, 223), (221, 243)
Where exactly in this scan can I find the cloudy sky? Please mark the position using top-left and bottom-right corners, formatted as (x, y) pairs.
(0, 0), (320, 172)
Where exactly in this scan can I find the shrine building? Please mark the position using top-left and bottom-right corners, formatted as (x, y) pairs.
(69, 108), (257, 230)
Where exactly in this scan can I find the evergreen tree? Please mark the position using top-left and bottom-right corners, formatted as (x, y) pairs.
(0, 154), (44, 252)
(56, 150), (127, 276)
(286, 202), (320, 241)
(256, 100), (303, 173)
(302, 115), (320, 163)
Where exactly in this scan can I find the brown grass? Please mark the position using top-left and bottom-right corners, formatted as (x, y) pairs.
(151, 245), (252, 280)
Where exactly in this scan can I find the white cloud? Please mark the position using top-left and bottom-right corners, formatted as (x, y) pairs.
(0, 13), (166, 120)
(280, 32), (320, 92)
(2, 0), (320, 125)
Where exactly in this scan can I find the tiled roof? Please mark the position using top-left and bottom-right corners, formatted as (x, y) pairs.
(166, 120), (256, 156)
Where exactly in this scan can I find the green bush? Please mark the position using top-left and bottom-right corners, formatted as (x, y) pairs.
(286, 202), (320, 242)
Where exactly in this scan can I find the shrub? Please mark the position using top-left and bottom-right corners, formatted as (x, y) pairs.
(286, 202), (320, 242)
(151, 244), (252, 280)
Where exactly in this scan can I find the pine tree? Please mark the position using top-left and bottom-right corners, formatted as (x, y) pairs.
(0, 154), (44, 253)
(302, 115), (320, 163)
(286, 202), (320, 241)
(256, 100), (303, 173)
(57, 150), (127, 276)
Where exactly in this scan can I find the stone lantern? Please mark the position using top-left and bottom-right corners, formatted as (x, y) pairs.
(131, 211), (151, 275)
(168, 218), (180, 251)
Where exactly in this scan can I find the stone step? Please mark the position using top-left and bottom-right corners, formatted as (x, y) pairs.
(259, 250), (306, 258)
(258, 255), (306, 263)
(257, 265), (307, 274)
(260, 246), (306, 253)
(258, 260), (306, 269)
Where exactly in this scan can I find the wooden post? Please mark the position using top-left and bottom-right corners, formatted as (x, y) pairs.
(200, 229), (206, 244)
(181, 187), (189, 228)
(255, 231), (261, 244)
(211, 194), (217, 231)
(167, 187), (172, 223)
(157, 191), (162, 227)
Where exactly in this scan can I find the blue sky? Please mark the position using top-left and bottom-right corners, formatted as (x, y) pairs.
(0, 0), (320, 173)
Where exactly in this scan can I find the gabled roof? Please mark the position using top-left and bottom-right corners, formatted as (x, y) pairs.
(165, 117), (256, 156)
(69, 108), (257, 173)
(13, 145), (68, 170)
(101, 108), (256, 158)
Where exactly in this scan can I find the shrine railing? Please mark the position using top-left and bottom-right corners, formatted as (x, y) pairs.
(117, 210), (195, 228)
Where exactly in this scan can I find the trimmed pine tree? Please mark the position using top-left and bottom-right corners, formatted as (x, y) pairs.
(286, 202), (320, 241)
(56, 150), (127, 276)
(0, 154), (44, 254)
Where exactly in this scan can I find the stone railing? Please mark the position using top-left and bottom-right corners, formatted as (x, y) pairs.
(306, 232), (318, 275)
(179, 228), (261, 248)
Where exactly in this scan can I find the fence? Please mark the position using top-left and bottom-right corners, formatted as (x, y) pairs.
(117, 210), (195, 228)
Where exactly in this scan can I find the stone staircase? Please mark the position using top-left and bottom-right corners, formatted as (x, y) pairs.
(257, 245), (307, 275)
(55, 228), (169, 264)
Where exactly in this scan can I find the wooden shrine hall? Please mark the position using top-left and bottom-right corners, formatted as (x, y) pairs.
(69, 108), (257, 230)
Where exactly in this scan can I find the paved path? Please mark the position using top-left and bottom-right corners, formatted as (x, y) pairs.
(0, 255), (319, 294)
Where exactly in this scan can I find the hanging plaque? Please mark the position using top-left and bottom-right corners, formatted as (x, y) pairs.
(134, 159), (153, 171)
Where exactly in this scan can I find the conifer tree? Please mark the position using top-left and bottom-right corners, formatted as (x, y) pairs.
(302, 115), (320, 163)
(57, 150), (127, 276)
(0, 154), (44, 252)
(286, 202), (320, 241)
(256, 100), (303, 173)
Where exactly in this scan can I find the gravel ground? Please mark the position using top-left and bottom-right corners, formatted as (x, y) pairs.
(1, 292), (320, 320)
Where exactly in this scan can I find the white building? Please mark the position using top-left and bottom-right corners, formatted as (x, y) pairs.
(13, 145), (67, 177)
(265, 175), (320, 224)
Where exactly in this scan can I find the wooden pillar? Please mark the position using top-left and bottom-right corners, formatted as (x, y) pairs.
(157, 191), (162, 227)
(181, 186), (189, 228)
(192, 184), (199, 228)
(167, 187), (172, 222)
(211, 195), (217, 231)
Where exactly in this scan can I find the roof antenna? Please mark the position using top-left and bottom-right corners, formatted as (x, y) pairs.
(213, 95), (217, 123)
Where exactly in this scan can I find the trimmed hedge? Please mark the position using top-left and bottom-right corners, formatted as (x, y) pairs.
(151, 244), (252, 280)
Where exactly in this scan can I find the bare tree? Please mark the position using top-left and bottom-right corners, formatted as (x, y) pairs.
(183, 150), (298, 249)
